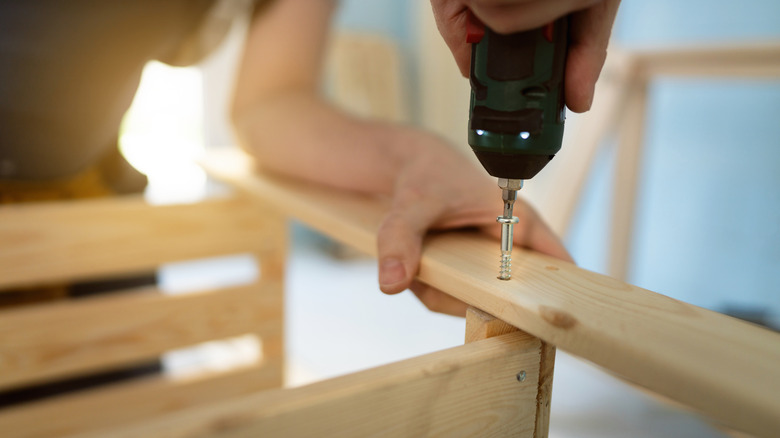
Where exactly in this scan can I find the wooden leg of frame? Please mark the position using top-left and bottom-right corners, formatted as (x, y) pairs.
(608, 73), (650, 281)
(255, 207), (288, 389)
(465, 307), (556, 438)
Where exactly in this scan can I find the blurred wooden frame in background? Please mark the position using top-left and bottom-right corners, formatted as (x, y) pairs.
(0, 195), (286, 436)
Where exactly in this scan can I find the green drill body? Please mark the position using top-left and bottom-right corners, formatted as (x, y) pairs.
(468, 18), (568, 180)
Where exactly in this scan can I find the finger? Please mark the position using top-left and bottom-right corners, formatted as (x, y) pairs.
(410, 280), (469, 317)
(430, 0), (472, 76)
(469, 0), (602, 34)
(377, 192), (446, 294)
(565, 0), (621, 112)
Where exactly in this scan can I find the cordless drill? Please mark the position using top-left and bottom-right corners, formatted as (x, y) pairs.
(466, 14), (568, 280)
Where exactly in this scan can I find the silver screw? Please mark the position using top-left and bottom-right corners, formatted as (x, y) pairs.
(516, 370), (526, 382)
(496, 179), (523, 281)
(497, 215), (519, 280)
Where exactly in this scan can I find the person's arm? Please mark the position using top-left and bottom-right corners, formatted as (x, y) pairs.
(232, 0), (571, 316)
(430, 0), (621, 112)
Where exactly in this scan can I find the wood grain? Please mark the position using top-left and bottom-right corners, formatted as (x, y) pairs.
(0, 195), (278, 289)
(465, 307), (519, 344)
(203, 149), (780, 438)
(0, 364), (282, 438)
(0, 284), (281, 390)
(77, 332), (541, 438)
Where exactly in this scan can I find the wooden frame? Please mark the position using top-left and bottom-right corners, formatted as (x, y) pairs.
(0, 194), (285, 436)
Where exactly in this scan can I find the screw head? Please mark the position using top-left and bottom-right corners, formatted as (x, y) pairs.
(516, 370), (526, 382)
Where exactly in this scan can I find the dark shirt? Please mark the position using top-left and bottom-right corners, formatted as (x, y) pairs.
(0, 0), (214, 180)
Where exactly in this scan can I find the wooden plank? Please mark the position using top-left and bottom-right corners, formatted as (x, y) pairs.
(465, 307), (554, 438)
(608, 73), (649, 280)
(202, 149), (780, 437)
(0, 284), (281, 390)
(0, 363), (282, 438)
(0, 195), (279, 289)
(78, 332), (542, 438)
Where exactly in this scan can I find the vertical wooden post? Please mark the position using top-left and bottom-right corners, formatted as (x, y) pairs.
(255, 205), (287, 389)
(465, 307), (556, 438)
(465, 307), (519, 343)
(609, 66), (649, 281)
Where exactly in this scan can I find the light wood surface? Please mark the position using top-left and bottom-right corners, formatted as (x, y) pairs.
(1, 191), (288, 436)
(0, 284), (280, 390)
(254, 210), (288, 388)
(0, 195), (278, 289)
(465, 307), (519, 344)
(77, 332), (541, 438)
(0, 364), (281, 438)
(203, 149), (780, 438)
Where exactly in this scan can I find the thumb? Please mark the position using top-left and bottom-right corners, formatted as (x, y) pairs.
(377, 195), (445, 294)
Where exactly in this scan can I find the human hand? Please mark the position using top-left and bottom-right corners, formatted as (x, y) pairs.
(430, 0), (621, 112)
(376, 131), (572, 317)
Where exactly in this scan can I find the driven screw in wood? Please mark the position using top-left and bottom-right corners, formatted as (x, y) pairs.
(496, 179), (523, 280)
(498, 215), (519, 280)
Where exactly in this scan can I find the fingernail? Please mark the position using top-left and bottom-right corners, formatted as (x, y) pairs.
(379, 258), (406, 287)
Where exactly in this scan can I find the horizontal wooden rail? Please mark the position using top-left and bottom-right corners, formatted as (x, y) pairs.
(0, 195), (278, 289)
(0, 284), (280, 390)
(0, 364), (282, 438)
(203, 149), (780, 437)
(631, 42), (780, 78)
(78, 332), (541, 438)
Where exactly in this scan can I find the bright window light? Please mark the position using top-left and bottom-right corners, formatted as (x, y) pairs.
(119, 61), (207, 204)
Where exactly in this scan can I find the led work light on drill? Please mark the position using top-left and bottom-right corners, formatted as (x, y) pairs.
(466, 14), (568, 280)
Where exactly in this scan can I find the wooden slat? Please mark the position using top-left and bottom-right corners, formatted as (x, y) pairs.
(79, 332), (542, 438)
(0, 363), (281, 438)
(0, 284), (281, 390)
(634, 43), (780, 78)
(203, 149), (780, 438)
(0, 195), (279, 289)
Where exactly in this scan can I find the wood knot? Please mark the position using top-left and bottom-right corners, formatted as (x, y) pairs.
(539, 306), (577, 329)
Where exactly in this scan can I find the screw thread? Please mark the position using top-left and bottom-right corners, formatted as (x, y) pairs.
(498, 252), (512, 280)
